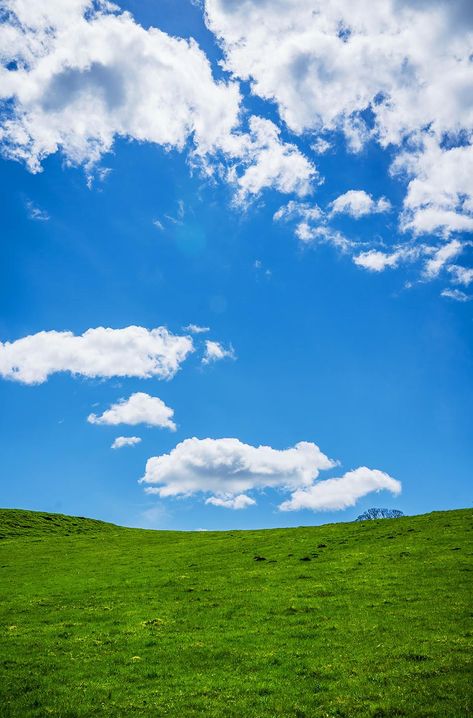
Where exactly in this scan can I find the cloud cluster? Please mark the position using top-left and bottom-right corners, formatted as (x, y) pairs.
(275, 197), (472, 293)
(140, 436), (400, 511)
(89, 392), (176, 430)
(111, 436), (142, 449)
(206, 0), (472, 289)
(0, 326), (193, 384)
(205, 0), (473, 233)
(0, 0), (315, 202)
(2, 0), (471, 291)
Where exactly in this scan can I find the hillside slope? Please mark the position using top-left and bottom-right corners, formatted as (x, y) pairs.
(0, 508), (120, 539)
(0, 508), (471, 717)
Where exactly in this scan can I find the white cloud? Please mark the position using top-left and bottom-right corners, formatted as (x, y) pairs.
(310, 137), (331, 154)
(0, 326), (193, 384)
(447, 265), (473, 286)
(297, 224), (354, 251)
(111, 435), (142, 449)
(330, 190), (391, 219)
(229, 116), (317, 204)
(274, 202), (354, 250)
(202, 340), (235, 364)
(89, 392), (176, 429)
(422, 239), (463, 279)
(140, 436), (400, 512)
(26, 200), (50, 221)
(353, 246), (419, 272)
(441, 288), (471, 302)
(141, 437), (335, 497)
(205, 0), (473, 235)
(273, 200), (323, 225)
(205, 493), (256, 509)
(0, 1), (240, 170)
(0, 1), (316, 203)
(183, 324), (210, 334)
(279, 467), (401, 512)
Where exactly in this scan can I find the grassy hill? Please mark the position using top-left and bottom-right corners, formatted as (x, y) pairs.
(0, 508), (471, 717)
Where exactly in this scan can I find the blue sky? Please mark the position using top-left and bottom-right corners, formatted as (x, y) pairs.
(0, 0), (472, 529)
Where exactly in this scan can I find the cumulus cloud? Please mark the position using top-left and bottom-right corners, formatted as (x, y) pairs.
(0, 0), (240, 169)
(141, 438), (335, 497)
(140, 436), (400, 511)
(394, 139), (473, 237)
(229, 116), (316, 204)
(353, 246), (419, 272)
(0, 326), (193, 384)
(205, 494), (256, 509)
(330, 190), (391, 218)
(3, 0), (472, 291)
(88, 392), (176, 429)
(279, 467), (401, 511)
(111, 436), (142, 449)
(422, 239), (463, 279)
(202, 340), (235, 364)
(0, 0), (316, 202)
(205, 0), (473, 236)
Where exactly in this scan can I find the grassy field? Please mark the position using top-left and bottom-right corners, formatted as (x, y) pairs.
(0, 508), (471, 717)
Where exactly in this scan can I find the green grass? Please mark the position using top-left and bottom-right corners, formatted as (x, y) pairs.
(0, 508), (471, 717)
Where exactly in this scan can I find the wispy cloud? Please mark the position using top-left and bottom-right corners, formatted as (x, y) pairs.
(441, 288), (470, 302)
(183, 324), (210, 334)
(26, 200), (49, 222)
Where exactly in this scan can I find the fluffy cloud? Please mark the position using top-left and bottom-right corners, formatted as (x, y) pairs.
(140, 436), (400, 511)
(353, 246), (419, 272)
(205, 494), (256, 509)
(0, 0), (315, 202)
(141, 438), (335, 497)
(205, 0), (473, 234)
(0, 326), (193, 384)
(0, 0), (240, 169)
(88, 392), (176, 430)
(279, 467), (401, 511)
(330, 190), (391, 218)
(229, 116), (316, 204)
(202, 340), (235, 364)
(111, 436), (142, 449)
(422, 240), (463, 279)
(394, 139), (473, 237)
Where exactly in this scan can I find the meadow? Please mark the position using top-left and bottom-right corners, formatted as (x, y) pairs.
(0, 507), (471, 717)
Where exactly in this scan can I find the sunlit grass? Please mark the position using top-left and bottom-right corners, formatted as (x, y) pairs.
(0, 508), (471, 717)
